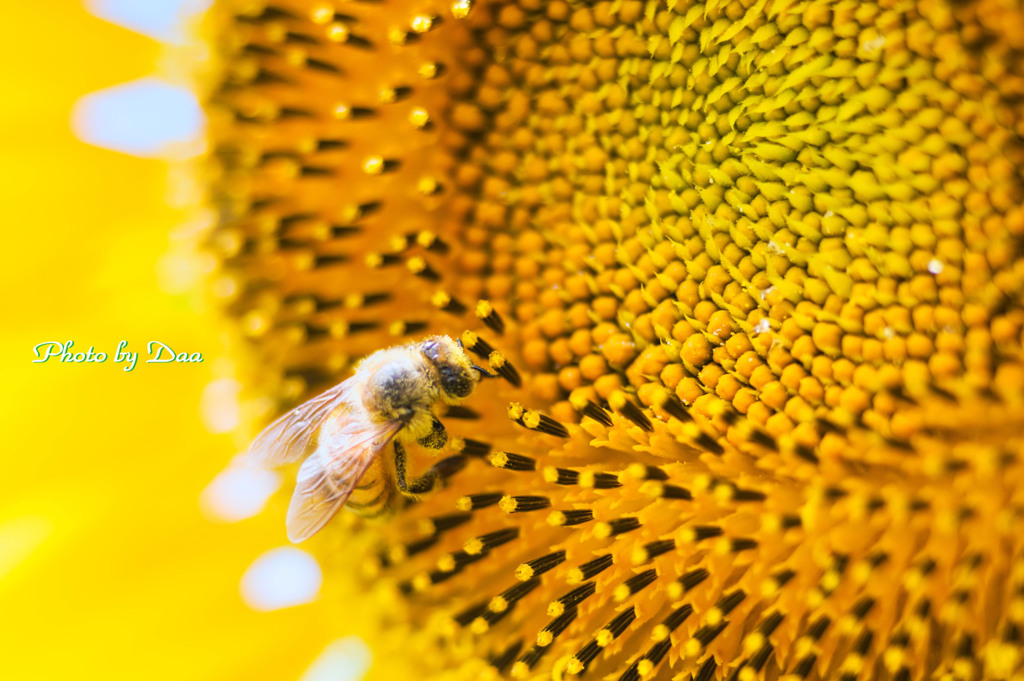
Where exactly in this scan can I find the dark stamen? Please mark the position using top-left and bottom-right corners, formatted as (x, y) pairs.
(475, 299), (505, 334)
(456, 492), (503, 511)
(516, 551), (566, 580)
(489, 451), (536, 471)
(580, 400), (613, 426)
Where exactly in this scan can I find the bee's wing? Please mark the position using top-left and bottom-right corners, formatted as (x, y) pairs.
(247, 379), (359, 467)
(285, 414), (402, 542)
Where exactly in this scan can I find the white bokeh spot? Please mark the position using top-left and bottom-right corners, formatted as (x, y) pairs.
(200, 464), (281, 523)
(299, 637), (373, 681)
(84, 0), (212, 43)
(71, 78), (204, 158)
(199, 378), (243, 434)
(241, 547), (322, 611)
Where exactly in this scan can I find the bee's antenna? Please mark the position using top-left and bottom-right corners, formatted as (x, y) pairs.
(472, 364), (500, 379)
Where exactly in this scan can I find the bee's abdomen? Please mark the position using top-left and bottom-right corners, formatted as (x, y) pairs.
(346, 454), (398, 518)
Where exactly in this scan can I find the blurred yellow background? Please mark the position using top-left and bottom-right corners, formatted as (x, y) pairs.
(0, 3), (338, 680)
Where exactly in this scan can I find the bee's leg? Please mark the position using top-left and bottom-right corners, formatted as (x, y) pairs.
(393, 440), (413, 493)
(394, 426), (466, 497)
(417, 415), (448, 451)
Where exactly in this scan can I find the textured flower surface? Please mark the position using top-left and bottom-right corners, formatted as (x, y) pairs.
(208, 0), (1024, 679)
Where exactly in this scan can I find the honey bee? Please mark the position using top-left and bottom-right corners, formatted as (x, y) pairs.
(248, 335), (494, 542)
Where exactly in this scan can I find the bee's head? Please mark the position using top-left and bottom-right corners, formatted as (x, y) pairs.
(420, 335), (483, 400)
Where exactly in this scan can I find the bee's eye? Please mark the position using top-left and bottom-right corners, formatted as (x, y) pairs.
(439, 364), (473, 398)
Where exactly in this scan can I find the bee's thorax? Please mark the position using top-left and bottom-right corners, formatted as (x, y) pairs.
(361, 351), (439, 423)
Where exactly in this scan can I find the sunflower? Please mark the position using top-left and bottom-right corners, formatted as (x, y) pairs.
(206, 0), (1024, 679)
